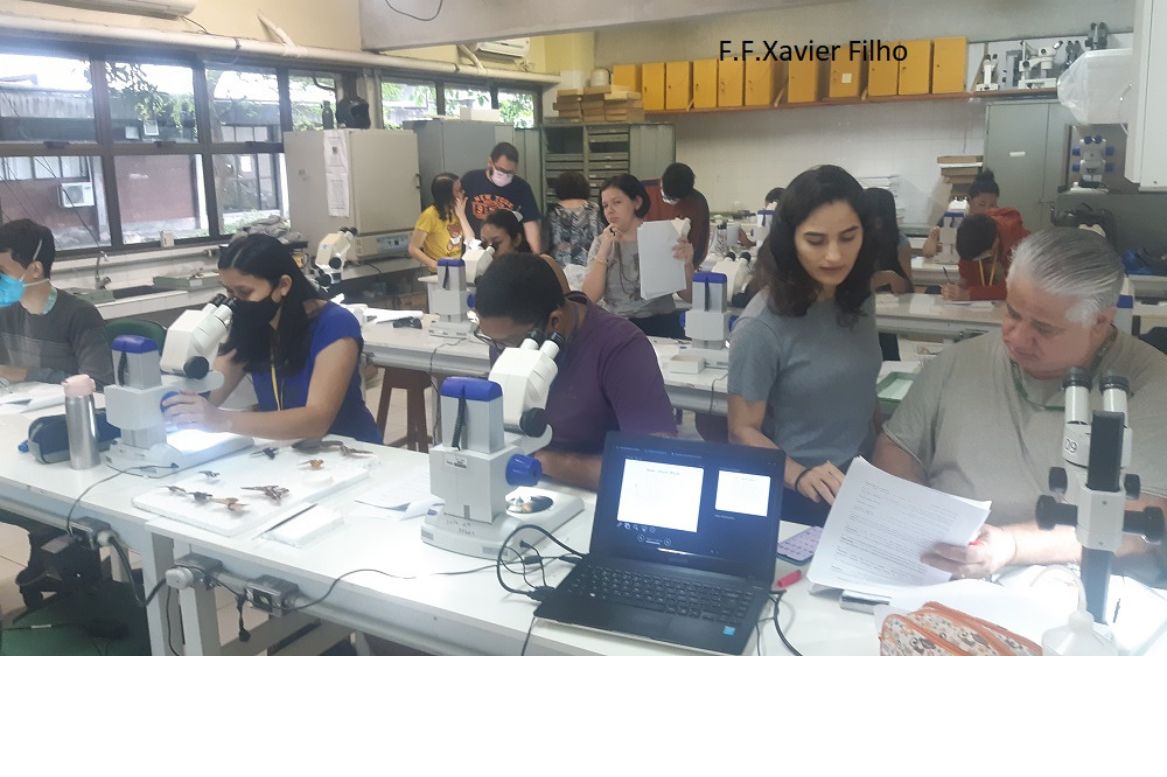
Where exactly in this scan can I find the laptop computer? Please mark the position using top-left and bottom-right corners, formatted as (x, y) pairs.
(535, 433), (783, 655)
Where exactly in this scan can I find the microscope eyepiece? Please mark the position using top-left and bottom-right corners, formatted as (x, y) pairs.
(1099, 372), (1129, 395)
(1062, 367), (1091, 390)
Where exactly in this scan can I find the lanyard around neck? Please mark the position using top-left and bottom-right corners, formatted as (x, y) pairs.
(269, 344), (283, 412)
(1010, 328), (1118, 412)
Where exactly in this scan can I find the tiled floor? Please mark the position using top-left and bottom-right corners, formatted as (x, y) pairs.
(0, 369), (702, 651)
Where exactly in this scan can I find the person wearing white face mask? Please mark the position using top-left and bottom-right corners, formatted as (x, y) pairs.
(460, 142), (543, 253)
(0, 219), (114, 389)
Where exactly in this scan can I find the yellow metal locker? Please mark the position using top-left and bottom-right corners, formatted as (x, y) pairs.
(898, 40), (933, 95)
(612, 64), (641, 93)
(642, 62), (665, 111)
(744, 59), (779, 106)
(829, 56), (863, 98)
(787, 59), (820, 103)
(931, 37), (967, 94)
(666, 60), (692, 110)
(717, 59), (744, 107)
(867, 44), (899, 96)
(692, 59), (718, 109)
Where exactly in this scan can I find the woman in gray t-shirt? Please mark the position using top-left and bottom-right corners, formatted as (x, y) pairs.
(582, 174), (693, 339)
(728, 165), (881, 506)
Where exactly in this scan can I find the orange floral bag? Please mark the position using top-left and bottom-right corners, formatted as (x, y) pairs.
(879, 601), (1042, 656)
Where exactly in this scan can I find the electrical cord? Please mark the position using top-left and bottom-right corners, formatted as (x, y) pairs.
(520, 614), (536, 656)
(384, 0), (443, 22)
(708, 372), (728, 416)
(495, 524), (584, 603)
(770, 591), (803, 656)
(164, 585), (180, 656)
(63, 463), (178, 536)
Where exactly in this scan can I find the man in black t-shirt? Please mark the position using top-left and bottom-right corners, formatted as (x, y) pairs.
(461, 142), (542, 253)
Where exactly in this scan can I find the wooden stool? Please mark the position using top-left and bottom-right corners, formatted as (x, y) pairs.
(376, 367), (431, 452)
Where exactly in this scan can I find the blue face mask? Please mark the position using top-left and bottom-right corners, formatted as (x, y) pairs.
(0, 271), (28, 308)
(0, 239), (43, 308)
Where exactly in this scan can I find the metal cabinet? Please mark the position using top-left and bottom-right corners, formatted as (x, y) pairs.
(285, 129), (420, 258)
(541, 123), (675, 208)
(984, 100), (1074, 229)
(410, 119), (518, 209)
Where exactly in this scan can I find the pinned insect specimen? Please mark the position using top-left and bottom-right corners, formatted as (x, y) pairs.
(251, 447), (279, 459)
(166, 485), (248, 512)
(302, 459), (325, 471)
(242, 485), (290, 504)
(199, 470), (220, 480)
(294, 438), (373, 458)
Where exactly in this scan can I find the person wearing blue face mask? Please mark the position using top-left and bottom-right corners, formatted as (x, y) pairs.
(460, 142), (543, 253)
(161, 234), (380, 444)
(0, 219), (114, 389)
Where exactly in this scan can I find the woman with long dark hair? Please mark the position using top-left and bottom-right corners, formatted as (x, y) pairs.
(727, 165), (881, 505)
(162, 234), (381, 443)
(408, 172), (473, 271)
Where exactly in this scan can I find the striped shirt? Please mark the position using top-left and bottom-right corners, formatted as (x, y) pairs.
(0, 289), (115, 388)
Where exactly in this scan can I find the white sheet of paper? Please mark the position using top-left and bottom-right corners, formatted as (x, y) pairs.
(354, 464), (440, 518)
(368, 309), (424, 324)
(637, 218), (689, 300)
(323, 129), (350, 217)
(0, 382), (65, 413)
(807, 457), (991, 598)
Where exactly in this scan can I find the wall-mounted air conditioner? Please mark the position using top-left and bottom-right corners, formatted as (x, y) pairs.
(32, 1), (198, 18)
(472, 38), (531, 59)
(59, 182), (96, 209)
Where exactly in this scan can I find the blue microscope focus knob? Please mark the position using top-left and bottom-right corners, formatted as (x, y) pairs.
(160, 390), (179, 413)
(467, 292), (476, 309)
(507, 454), (542, 487)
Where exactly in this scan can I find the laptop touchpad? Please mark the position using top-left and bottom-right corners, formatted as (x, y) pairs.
(612, 609), (670, 638)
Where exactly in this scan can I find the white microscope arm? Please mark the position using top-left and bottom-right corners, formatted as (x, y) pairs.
(488, 337), (560, 453)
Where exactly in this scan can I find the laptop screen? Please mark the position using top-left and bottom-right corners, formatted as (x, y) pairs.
(590, 433), (784, 581)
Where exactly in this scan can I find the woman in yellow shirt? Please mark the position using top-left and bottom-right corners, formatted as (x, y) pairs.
(409, 173), (473, 271)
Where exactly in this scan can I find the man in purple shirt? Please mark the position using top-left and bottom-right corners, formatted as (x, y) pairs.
(474, 253), (678, 490)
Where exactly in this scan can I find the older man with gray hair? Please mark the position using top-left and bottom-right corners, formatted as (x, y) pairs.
(874, 228), (1167, 582)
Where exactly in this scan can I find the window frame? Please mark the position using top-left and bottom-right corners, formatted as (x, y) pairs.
(1, 37), (542, 257)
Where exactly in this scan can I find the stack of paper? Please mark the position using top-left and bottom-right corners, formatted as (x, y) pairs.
(807, 458), (991, 599)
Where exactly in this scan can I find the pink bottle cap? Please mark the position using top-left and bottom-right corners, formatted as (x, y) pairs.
(62, 374), (96, 398)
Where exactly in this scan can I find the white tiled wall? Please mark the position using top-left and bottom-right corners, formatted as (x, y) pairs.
(672, 99), (986, 225)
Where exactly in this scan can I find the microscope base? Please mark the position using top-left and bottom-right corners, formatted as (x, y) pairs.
(667, 348), (729, 374)
(108, 431), (254, 477)
(430, 319), (475, 339)
(421, 488), (584, 560)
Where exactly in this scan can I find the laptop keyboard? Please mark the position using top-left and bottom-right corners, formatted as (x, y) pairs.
(563, 565), (752, 623)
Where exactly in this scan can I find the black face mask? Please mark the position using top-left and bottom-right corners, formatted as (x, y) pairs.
(232, 295), (281, 328)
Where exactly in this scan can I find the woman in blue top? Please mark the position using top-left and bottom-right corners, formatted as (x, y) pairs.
(162, 234), (381, 444)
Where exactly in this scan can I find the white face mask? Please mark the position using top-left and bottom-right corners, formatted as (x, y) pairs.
(489, 165), (514, 187)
